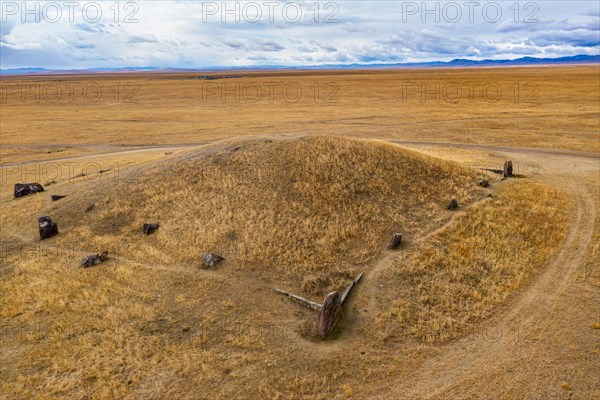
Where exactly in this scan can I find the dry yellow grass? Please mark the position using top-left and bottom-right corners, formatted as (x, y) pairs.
(1, 65), (599, 165)
(1, 65), (597, 399)
(0, 134), (577, 399)
(374, 181), (571, 343)
(58, 136), (481, 292)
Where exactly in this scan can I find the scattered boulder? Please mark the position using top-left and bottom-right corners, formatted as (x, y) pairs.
(388, 233), (403, 250)
(478, 179), (489, 188)
(85, 204), (95, 213)
(143, 223), (159, 235)
(503, 160), (513, 177)
(80, 252), (109, 268)
(317, 291), (343, 339)
(51, 195), (67, 201)
(203, 253), (224, 268)
(14, 183), (44, 198)
(38, 216), (58, 240)
(448, 199), (459, 210)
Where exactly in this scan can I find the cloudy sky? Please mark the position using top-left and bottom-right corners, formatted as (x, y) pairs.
(1, 1), (598, 69)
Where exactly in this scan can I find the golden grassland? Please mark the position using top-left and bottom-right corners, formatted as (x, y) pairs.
(0, 65), (598, 398)
(0, 134), (579, 399)
(1, 65), (599, 164)
(373, 181), (571, 343)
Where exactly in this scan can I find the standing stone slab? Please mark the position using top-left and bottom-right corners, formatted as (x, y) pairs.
(503, 160), (513, 177)
(388, 233), (403, 250)
(317, 291), (343, 339)
(448, 198), (459, 210)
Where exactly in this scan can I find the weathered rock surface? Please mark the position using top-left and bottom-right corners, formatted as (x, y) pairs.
(143, 223), (159, 235)
(38, 216), (58, 240)
(203, 253), (225, 268)
(14, 183), (44, 198)
(503, 160), (513, 177)
(448, 198), (459, 210)
(388, 233), (403, 250)
(317, 291), (343, 339)
(81, 252), (109, 268)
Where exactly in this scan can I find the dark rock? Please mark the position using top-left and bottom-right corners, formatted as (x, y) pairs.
(85, 204), (95, 212)
(478, 179), (489, 188)
(388, 233), (403, 250)
(143, 223), (160, 235)
(203, 253), (224, 268)
(14, 183), (44, 198)
(80, 251), (109, 268)
(317, 291), (343, 339)
(51, 195), (67, 201)
(38, 216), (58, 240)
(503, 160), (513, 177)
(448, 199), (459, 210)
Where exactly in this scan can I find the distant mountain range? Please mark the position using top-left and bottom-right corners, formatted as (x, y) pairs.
(1, 55), (598, 75)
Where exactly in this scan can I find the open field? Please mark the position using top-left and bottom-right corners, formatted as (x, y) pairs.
(1, 66), (599, 399)
(1, 66), (599, 162)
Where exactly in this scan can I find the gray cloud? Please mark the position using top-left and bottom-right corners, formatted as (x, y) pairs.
(0, 1), (598, 69)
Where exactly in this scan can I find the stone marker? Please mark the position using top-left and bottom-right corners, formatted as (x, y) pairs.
(478, 180), (489, 188)
(143, 223), (159, 235)
(503, 160), (513, 177)
(80, 252), (109, 268)
(388, 233), (403, 250)
(317, 291), (343, 339)
(51, 195), (67, 201)
(38, 216), (58, 240)
(14, 183), (44, 198)
(203, 253), (224, 268)
(448, 198), (459, 210)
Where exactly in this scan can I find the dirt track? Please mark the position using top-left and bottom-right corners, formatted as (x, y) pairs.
(371, 141), (599, 399)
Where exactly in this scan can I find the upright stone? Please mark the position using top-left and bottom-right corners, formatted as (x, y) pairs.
(317, 291), (343, 339)
(388, 233), (403, 250)
(448, 198), (459, 210)
(503, 160), (513, 177)
(38, 216), (58, 240)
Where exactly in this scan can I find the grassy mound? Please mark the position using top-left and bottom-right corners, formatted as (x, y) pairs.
(63, 135), (482, 293)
